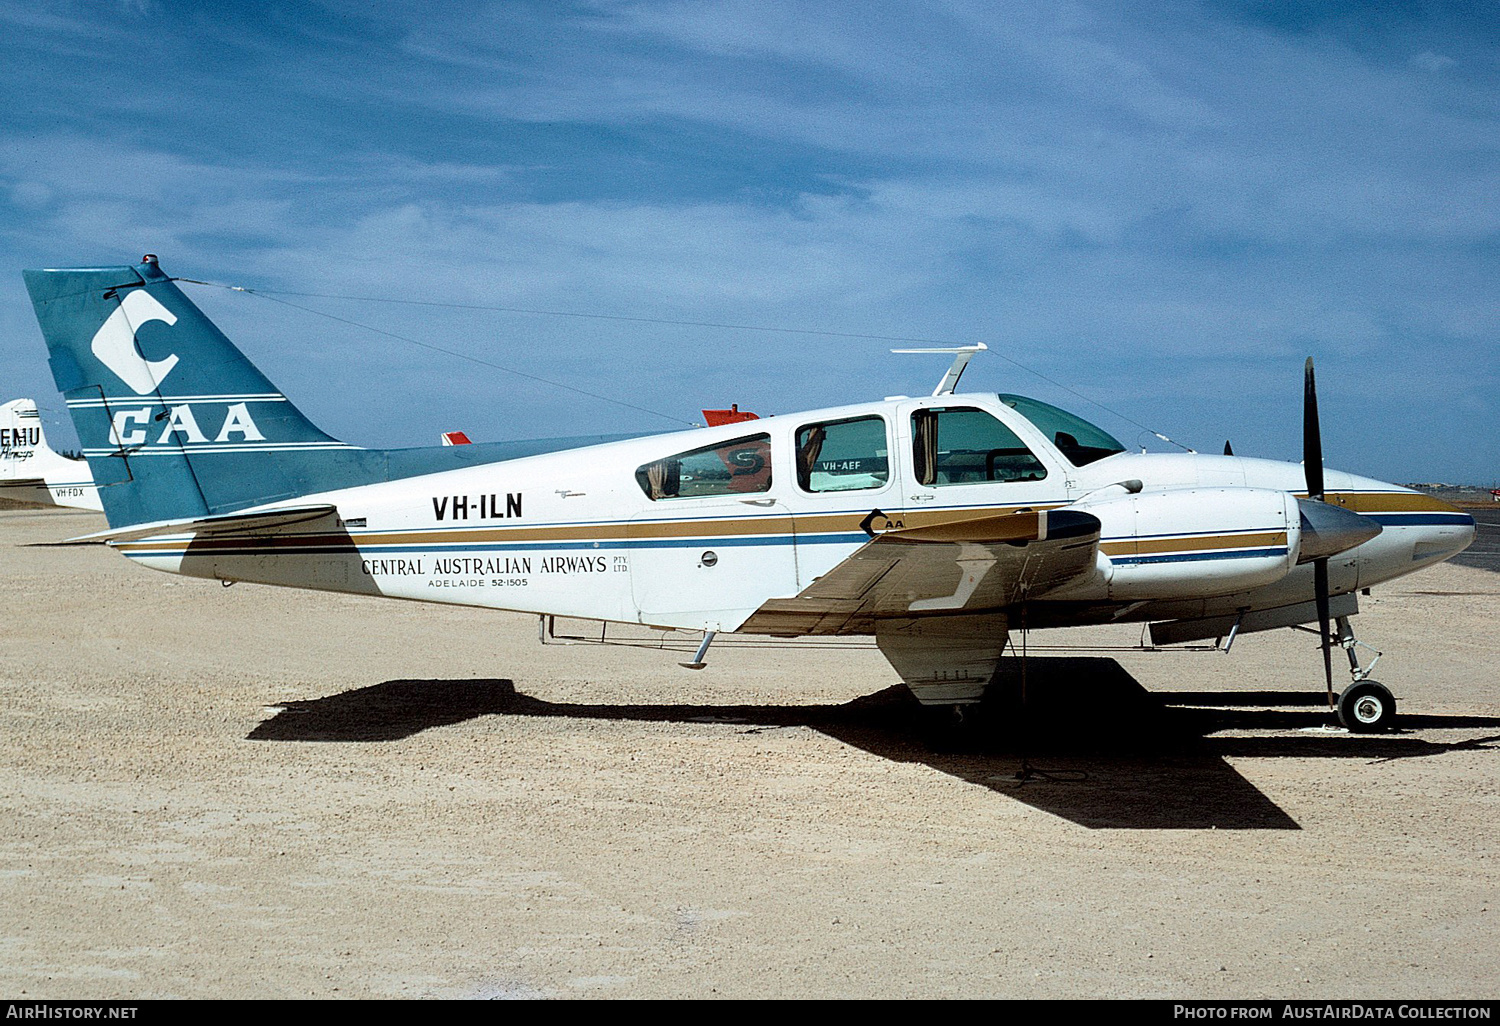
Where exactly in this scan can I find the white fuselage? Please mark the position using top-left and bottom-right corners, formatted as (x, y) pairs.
(114, 392), (1475, 635)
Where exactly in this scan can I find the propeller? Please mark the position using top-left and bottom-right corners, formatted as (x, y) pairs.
(1303, 357), (1334, 710)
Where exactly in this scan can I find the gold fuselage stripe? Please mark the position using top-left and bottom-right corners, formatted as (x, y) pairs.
(1099, 531), (1287, 557)
(112, 491), (1439, 554)
(1305, 492), (1462, 514)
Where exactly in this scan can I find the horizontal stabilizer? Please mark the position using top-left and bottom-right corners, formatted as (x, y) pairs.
(67, 504), (340, 545)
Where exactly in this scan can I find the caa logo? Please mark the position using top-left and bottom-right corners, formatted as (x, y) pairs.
(92, 291), (267, 448)
(110, 402), (265, 447)
(91, 290), (180, 394)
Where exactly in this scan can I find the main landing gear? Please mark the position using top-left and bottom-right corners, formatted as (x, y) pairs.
(1331, 615), (1395, 733)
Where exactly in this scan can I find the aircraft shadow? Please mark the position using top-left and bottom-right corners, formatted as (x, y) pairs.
(247, 658), (1500, 830)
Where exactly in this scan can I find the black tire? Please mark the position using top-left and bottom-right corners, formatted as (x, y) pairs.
(1338, 681), (1397, 733)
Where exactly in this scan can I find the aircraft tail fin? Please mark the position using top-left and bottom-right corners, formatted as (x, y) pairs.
(0, 397), (53, 477)
(0, 397), (48, 451)
(24, 255), (646, 530)
(0, 397), (102, 510)
(23, 256), (352, 526)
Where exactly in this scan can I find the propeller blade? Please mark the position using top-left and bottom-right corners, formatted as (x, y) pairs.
(1305, 359), (1335, 713)
(1303, 357), (1324, 501)
(1223, 439), (1234, 456)
(1314, 558), (1334, 709)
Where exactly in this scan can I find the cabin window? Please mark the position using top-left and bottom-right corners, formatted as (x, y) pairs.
(635, 433), (772, 500)
(795, 416), (890, 493)
(911, 407), (1047, 486)
(998, 394), (1126, 467)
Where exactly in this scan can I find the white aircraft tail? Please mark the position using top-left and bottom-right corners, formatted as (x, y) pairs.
(0, 398), (101, 511)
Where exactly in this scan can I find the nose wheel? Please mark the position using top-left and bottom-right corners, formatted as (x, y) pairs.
(1337, 680), (1396, 733)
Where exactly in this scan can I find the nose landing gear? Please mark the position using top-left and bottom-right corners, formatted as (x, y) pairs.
(1298, 614), (1395, 732)
(1333, 615), (1394, 733)
(1337, 679), (1396, 733)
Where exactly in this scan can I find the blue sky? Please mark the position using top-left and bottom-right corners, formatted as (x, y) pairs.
(1, 0), (1495, 483)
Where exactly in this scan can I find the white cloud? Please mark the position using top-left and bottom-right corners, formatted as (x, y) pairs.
(8, 181), (53, 209)
(1409, 50), (1455, 73)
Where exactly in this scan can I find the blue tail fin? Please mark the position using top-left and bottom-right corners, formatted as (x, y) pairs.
(24, 256), (355, 526)
(25, 256), (646, 529)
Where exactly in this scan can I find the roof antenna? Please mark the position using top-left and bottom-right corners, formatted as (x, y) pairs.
(890, 343), (988, 396)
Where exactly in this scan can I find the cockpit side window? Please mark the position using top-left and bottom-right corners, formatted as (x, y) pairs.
(911, 407), (1047, 486)
(795, 415), (889, 493)
(998, 394), (1126, 467)
(635, 433), (772, 500)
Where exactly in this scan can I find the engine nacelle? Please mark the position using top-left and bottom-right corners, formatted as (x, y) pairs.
(1057, 487), (1301, 601)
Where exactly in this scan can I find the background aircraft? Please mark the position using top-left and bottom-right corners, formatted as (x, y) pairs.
(23, 257), (1475, 733)
(0, 397), (100, 511)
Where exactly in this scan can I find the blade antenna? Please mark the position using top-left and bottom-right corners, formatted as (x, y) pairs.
(890, 343), (987, 396)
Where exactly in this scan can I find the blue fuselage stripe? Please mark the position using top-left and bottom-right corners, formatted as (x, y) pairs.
(1110, 547), (1288, 566)
(1366, 513), (1474, 527)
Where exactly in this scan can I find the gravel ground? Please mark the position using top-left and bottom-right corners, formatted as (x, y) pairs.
(1, 507), (1496, 1000)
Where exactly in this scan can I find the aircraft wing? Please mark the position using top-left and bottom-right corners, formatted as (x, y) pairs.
(738, 508), (1101, 636)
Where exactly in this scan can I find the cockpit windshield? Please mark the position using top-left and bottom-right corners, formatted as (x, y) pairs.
(998, 394), (1127, 467)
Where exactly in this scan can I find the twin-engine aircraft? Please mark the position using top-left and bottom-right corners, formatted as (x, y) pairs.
(24, 256), (1476, 732)
(0, 397), (101, 511)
